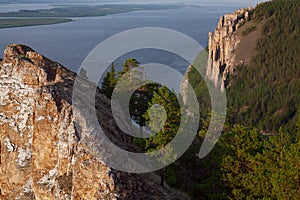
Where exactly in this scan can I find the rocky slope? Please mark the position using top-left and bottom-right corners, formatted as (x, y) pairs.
(206, 7), (253, 91)
(0, 44), (185, 200)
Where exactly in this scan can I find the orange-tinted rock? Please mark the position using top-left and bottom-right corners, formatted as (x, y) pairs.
(0, 44), (186, 199)
(206, 8), (253, 91)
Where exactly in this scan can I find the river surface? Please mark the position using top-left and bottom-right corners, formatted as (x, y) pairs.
(0, 3), (256, 73)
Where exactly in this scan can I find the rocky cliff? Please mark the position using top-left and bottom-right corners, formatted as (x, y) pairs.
(206, 7), (253, 91)
(0, 44), (185, 199)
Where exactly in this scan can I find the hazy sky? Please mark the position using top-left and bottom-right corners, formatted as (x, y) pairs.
(109, 0), (265, 4)
(119, 0), (266, 7)
(8, 0), (266, 7)
(95, 0), (263, 5)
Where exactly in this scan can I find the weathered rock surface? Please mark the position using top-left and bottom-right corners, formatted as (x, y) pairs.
(206, 7), (253, 90)
(0, 44), (185, 199)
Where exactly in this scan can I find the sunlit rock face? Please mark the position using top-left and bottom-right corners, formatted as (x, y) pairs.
(0, 44), (184, 200)
(206, 8), (253, 91)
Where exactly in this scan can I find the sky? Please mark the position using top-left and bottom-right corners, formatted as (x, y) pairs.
(5, 0), (266, 7)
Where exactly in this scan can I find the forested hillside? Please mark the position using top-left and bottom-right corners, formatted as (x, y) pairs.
(183, 0), (300, 199)
(227, 0), (300, 132)
(99, 1), (299, 199)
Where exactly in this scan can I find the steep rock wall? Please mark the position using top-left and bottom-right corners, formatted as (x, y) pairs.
(206, 7), (253, 90)
(0, 44), (184, 200)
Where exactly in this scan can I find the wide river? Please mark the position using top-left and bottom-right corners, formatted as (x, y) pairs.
(0, 3), (255, 74)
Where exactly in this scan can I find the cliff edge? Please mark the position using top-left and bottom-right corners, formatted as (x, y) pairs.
(0, 44), (185, 199)
(206, 7), (255, 90)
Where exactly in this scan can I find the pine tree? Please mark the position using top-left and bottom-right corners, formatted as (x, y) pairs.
(109, 62), (118, 87)
(130, 83), (159, 127)
(143, 86), (181, 187)
(101, 71), (113, 98)
(101, 63), (118, 98)
(118, 58), (140, 78)
(220, 124), (300, 199)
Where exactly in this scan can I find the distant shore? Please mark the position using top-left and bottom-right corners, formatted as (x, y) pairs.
(0, 18), (72, 29)
(0, 4), (181, 29)
(0, 4), (181, 18)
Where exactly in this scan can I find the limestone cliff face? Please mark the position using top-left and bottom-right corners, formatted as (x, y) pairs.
(0, 44), (184, 200)
(206, 7), (253, 90)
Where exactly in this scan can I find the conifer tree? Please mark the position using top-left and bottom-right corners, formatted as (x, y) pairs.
(101, 63), (118, 98)
(143, 86), (181, 187)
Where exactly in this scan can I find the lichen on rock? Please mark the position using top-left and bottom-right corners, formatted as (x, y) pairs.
(0, 44), (186, 199)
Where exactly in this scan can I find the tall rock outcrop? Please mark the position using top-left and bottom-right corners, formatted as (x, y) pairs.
(206, 7), (253, 91)
(0, 44), (185, 199)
